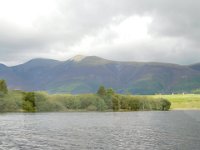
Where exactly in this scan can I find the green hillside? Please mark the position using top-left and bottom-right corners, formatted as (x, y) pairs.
(1, 55), (200, 94)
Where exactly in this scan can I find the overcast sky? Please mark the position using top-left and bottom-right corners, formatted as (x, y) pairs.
(0, 0), (200, 66)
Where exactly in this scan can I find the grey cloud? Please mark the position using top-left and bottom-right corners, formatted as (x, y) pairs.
(0, 0), (200, 65)
(142, 0), (200, 40)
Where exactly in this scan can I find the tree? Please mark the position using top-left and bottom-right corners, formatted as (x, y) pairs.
(97, 86), (106, 97)
(95, 97), (107, 111)
(120, 96), (129, 110)
(160, 98), (171, 111)
(129, 98), (140, 111)
(192, 88), (200, 94)
(22, 92), (36, 112)
(112, 95), (120, 111)
(107, 88), (115, 96)
(0, 80), (8, 95)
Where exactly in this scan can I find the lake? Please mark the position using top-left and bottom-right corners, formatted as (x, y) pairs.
(0, 111), (200, 150)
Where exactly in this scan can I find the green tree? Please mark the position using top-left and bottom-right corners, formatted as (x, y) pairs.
(129, 98), (140, 111)
(160, 98), (171, 111)
(112, 95), (120, 111)
(87, 105), (97, 111)
(22, 92), (36, 112)
(107, 88), (115, 96)
(97, 86), (106, 97)
(192, 88), (200, 94)
(119, 96), (129, 110)
(95, 97), (107, 111)
(0, 80), (8, 95)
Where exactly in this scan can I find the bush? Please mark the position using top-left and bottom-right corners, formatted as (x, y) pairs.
(22, 92), (36, 112)
(0, 86), (171, 112)
(87, 105), (97, 111)
(129, 98), (140, 111)
(192, 89), (200, 94)
(94, 97), (107, 111)
(112, 95), (120, 111)
(0, 80), (8, 94)
(22, 101), (35, 112)
(159, 98), (171, 111)
(97, 86), (106, 97)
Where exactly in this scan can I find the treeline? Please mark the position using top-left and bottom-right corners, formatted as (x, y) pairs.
(192, 88), (200, 94)
(0, 80), (171, 112)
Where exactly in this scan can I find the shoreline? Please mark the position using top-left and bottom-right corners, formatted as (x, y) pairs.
(171, 108), (200, 110)
(1, 109), (200, 114)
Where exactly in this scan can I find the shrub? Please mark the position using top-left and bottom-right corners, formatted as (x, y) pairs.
(0, 80), (8, 95)
(87, 105), (97, 111)
(22, 92), (36, 112)
(159, 98), (171, 111)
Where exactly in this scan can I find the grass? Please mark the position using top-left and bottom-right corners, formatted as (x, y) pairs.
(151, 94), (200, 110)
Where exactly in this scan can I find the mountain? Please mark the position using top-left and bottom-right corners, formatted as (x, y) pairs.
(1, 55), (200, 94)
(189, 63), (200, 71)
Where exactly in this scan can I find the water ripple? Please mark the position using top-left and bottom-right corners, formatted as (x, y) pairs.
(0, 111), (200, 150)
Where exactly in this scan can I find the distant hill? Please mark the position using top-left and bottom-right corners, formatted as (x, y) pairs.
(189, 63), (200, 71)
(1, 55), (200, 94)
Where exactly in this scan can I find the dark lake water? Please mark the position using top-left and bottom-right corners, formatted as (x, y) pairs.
(0, 111), (200, 150)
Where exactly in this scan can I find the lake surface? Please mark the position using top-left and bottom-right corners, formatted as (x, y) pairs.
(0, 111), (200, 150)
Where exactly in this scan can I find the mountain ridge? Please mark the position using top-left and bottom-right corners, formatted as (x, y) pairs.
(3, 55), (199, 67)
(1, 55), (200, 94)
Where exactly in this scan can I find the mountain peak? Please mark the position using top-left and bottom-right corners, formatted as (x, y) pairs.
(69, 55), (86, 62)
(0, 63), (7, 68)
(14, 58), (61, 68)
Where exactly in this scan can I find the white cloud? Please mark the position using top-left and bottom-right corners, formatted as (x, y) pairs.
(68, 15), (152, 56)
(0, 0), (200, 65)
(0, 0), (58, 26)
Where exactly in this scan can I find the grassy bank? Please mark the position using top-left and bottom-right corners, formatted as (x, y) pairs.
(151, 94), (200, 110)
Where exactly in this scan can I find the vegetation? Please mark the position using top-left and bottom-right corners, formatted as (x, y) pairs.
(0, 90), (23, 112)
(97, 85), (107, 97)
(0, 81), (171, 112)
(152, 94), (200, 110)
(192, 88), (200, 94)
(22, 92), (36, 112)
(0, 80), (8, 96)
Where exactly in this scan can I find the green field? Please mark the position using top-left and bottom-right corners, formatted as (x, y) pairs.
(151, 94), (200, 110)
